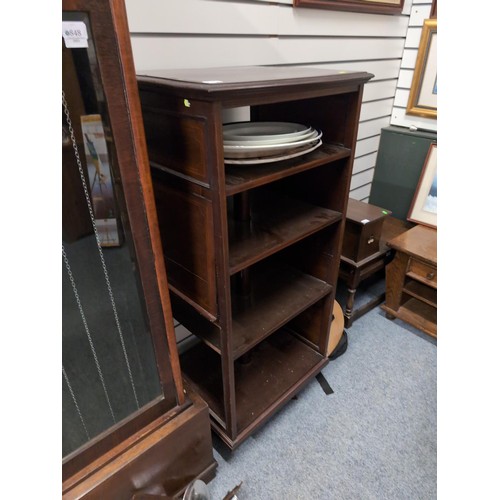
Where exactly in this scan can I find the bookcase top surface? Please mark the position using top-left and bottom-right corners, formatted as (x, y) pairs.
(137, 65), (373, 97)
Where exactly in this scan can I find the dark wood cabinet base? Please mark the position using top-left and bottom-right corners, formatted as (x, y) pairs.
(182, 329), (329, 450)
(62, 390), (217, 499)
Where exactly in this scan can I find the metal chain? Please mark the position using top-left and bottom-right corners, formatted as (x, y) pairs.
(62, 365), (91, 441)
(62, 90), (140, 410)
(62, 245), (116, 423)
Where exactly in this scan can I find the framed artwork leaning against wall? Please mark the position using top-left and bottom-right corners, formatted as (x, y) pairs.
(407, 143), (437, 228)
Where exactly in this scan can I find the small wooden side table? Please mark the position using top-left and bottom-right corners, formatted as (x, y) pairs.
(381, 224), (437, 337)
(338, 199), (410, 327)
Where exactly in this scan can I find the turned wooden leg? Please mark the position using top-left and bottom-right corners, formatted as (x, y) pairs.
(344, 287), (356, 328)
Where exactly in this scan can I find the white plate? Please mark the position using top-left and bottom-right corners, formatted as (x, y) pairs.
(224, 127), (318, 147)
(225, 140), (322, 165)
(223, 130), (322, 157)
(224, 138), (320, 159)
(223, 122), (311, 142)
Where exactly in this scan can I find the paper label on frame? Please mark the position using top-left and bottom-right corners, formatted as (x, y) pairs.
(62, 21), (88, 48)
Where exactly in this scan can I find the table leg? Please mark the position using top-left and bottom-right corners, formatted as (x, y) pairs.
(344, 287), (356, 328)
(384, 251), (409, 311)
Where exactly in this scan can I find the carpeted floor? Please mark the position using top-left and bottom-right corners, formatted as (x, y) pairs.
(63, 237), (437, 498)
(206, 307), (437, 500)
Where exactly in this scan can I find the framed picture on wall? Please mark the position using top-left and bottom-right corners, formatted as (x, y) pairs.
(408, 143), (437, 228)
(406, 18), (437, 119)
(430, 0), (437, 18)
(293, 0), (404, 15)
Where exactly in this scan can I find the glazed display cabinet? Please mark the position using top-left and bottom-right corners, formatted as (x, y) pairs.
(62, 1), (216, 497)
(137, 66), (373, 449)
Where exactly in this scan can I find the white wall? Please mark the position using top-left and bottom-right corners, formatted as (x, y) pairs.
(126, 0), (413, 202)
(390, 0), (436, 131)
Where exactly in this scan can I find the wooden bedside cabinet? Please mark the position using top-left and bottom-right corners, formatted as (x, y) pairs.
(338, 199), (409, 327)
(342, 198), (390, 262)
(381, 224), (437, 337)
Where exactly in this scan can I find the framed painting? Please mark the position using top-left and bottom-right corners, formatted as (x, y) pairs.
(406, 18), (437, 118)
(408, 143), (437, 228)
(430, 0), (437, 18)
(293, 0), (404, 15)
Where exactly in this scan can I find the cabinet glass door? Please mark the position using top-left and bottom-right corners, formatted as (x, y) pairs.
(62, 11), (164, 458)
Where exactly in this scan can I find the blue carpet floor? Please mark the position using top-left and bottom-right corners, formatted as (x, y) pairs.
(206, 307), (437, 500)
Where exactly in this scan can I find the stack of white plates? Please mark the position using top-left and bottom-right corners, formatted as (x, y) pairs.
(223, 121), (322, 165)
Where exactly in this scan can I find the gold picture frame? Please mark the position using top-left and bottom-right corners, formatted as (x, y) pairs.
(293, 0), (404, 15)
(407, 19), (437, 119)
(430, 0), (437, 18)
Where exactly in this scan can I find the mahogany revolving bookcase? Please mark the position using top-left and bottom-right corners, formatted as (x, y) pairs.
(137, 65), (373, 449)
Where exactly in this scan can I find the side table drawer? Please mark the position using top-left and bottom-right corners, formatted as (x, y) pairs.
(407, 258), (437, 286)
(342, 222), (383, 262)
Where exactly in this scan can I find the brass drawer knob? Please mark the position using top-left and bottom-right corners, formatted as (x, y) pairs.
(427, 272), (435, 280)
(367, 236), (375, 244)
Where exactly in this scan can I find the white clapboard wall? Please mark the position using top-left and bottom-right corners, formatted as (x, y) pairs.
(125, 0), (415, 343)
(126, 0), (414, 204)
(390, 0), (436, 131)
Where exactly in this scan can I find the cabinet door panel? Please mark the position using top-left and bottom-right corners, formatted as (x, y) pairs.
(153, 180), (218, 318)
(142, 108), (210, 184)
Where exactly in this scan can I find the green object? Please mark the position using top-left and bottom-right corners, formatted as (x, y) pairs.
(369, 126), (437, 220)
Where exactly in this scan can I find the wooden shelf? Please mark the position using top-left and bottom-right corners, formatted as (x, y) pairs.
(382, 298), (437, 337)
(180, 328), (327, 444)
(225, 143), (350, 196)
(403, 280), (437, 308)
(231, 263), (332, 359)
(180, 262), (332, 358)
(406, 270), (437, 289)
(228, 194), (342, 275)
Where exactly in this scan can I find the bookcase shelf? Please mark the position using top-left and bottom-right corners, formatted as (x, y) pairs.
(228, 192), (342, 275)
(181, 328), (328, 447)
(231, 261), (332, 359)
(224, 143), (351, 195)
